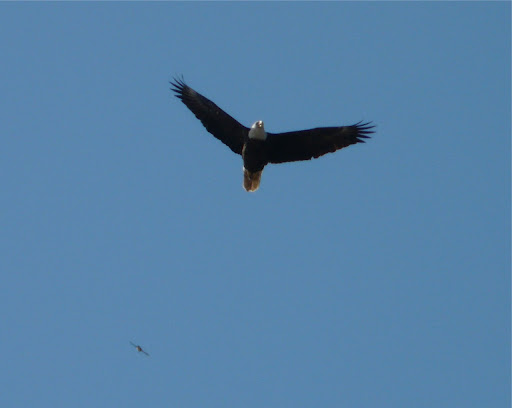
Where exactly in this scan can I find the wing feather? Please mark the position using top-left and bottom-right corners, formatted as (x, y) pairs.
(265, 121), (375, 164)
(170, 77), (247, 155)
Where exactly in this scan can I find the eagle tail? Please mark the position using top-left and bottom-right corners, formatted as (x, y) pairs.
(243, 168), (263, 192)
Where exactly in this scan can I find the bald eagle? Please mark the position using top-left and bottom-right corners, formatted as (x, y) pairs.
(170, 77), (375, 192)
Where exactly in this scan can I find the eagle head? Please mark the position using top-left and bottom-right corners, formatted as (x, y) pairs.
(249, 120), (267, 140)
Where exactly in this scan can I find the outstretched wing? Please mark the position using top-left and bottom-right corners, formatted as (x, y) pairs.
(170, 77), (248, 155)
(265, 121), (375, 164)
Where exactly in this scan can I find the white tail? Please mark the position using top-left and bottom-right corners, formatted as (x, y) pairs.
(243, 168), (263, 192)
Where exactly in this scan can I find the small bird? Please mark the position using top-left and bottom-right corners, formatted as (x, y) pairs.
(170, 77), (375, 192)
(130, 341), (149, 356)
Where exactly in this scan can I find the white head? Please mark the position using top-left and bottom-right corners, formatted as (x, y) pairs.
(248, 120), (267, 140)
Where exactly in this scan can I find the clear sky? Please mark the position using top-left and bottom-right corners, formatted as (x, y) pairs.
(0, 2), (509, 408)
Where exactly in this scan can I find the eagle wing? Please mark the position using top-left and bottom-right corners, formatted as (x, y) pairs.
(265, 121), (375, 164)
(170, 77), (248, 155)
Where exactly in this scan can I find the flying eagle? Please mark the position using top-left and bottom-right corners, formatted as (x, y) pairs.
(170, 77), (375, 192)
(130, 341), (149, 356)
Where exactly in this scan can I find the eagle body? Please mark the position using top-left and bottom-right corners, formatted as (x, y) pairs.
(170, 77), (375, 192)
(242, 141), (266, 192)
(242, 121), (268, 191)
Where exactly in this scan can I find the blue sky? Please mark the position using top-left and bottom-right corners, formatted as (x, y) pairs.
(0, 2), (509, 407)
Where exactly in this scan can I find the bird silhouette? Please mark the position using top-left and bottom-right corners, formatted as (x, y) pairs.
(130, 341), (149, 356)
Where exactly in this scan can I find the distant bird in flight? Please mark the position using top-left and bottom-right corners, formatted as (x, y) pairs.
(170, 77), (375, 192)
(130, 342), (149, 356)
